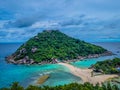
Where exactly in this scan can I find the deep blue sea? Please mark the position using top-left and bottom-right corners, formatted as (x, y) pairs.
(0, 42), (120, 88)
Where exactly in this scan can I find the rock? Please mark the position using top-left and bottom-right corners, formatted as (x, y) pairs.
(20, 48), (26, 54)
(31, 47), (38, 53)
(25, 56), (29, 60)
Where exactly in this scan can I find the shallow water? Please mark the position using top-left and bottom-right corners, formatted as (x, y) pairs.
(71, 55), (117, 68)
(0, 42), (120, 88)
(71, 42), (120, 68)
(0, 43), (81, 88)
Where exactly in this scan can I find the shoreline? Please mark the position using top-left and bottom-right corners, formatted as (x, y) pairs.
(5, 51), (119, 86)
(6, 51), (113, 65)
(58, 62), (119, 85)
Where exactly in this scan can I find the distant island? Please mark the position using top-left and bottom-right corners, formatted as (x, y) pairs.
(6, 30), (112, 64)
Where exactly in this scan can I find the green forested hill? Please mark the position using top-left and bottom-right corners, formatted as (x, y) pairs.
(7, 30), (108, 64)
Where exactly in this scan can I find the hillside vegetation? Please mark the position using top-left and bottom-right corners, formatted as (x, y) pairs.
(93, 58), (120, 74)
(7, 30), (108, 64)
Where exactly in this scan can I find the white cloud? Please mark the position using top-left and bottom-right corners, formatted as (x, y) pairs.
(0, 0), (120, 42)
(30, 21), (60, 29)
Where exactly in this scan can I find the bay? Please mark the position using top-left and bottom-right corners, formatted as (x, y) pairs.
(0, 42), (120, 88)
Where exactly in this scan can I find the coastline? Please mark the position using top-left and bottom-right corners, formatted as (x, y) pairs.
(1, 42), (120, 88)
(6, 49), (117, 85)
(58, 62), (119, 85)
(6, 51), (113, 65)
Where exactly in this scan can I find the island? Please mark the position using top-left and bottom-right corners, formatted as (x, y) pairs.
(6, 30), (112, 64)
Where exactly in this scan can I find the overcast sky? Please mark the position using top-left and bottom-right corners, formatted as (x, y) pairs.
(0, 0), (120, 42)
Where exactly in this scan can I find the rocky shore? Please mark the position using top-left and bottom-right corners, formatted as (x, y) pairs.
(6, 51), (113, 65)
(61, 51), (113, 63)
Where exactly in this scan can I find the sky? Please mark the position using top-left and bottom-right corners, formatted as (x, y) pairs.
(0, 0), (120, 42)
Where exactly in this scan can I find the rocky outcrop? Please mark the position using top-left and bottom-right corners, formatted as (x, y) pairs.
(31, 47), (38, 53)
(6, 55), (34, 64)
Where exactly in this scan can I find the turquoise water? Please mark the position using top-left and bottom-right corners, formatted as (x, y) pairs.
(0, 42), (120, 88)
(71, 55), (116, 68)
(0, 43), (82, 88)
(71, 42), (120, 68)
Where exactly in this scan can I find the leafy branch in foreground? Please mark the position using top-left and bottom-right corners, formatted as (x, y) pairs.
(0, 82), (119, 90)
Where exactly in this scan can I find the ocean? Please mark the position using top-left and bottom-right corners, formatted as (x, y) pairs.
(0, 42), (120, 88)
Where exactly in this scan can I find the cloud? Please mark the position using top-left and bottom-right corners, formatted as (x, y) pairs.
(1, 15), (120, 42)
(11, 17), (39, 28)
(30, 21), (60, 29)
(1, 0), (120, 20)
(3, 14), (95, 29)
(59, 16), (84, 27)
(0, 0), (120, 42)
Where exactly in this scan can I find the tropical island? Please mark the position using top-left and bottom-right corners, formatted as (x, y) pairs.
(6, 30), (112, 65)
(5, 30), (119, 89)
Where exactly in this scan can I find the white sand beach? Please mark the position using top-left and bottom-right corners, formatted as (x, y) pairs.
(59, 62), (118, 85)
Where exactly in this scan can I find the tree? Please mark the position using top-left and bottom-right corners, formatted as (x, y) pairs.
(10, 82), (24, 90)
(107, 82), (112, 90)
(26, 85), (40, 90)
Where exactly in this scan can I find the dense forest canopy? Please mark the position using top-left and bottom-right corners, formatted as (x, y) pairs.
(8, 30), (107, 63)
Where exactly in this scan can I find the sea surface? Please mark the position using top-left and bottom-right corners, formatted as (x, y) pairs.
(71, 42), (120, 68)
(0, 42), (120, 88)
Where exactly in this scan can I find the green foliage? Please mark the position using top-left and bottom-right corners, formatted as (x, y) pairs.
(26, 85), (40, 90)
(0, 82), (119, 90)
(93, 58), (120, 74)
(0, 82), (24, 90)
(14, 30), (107, 62)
